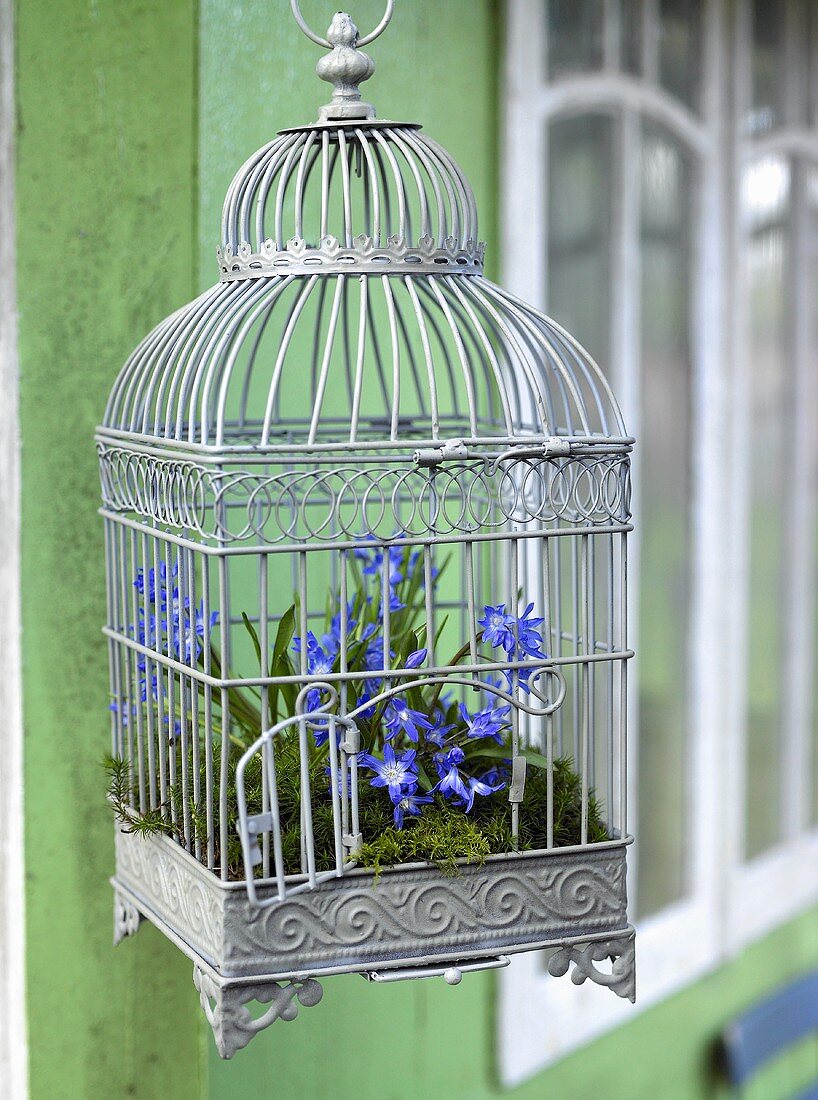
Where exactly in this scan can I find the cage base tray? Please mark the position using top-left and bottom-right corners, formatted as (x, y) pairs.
(112, 826), (634, 1057)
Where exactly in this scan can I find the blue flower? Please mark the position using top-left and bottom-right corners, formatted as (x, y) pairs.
(354, 539), (404, 587)
(461, 772), (505, 811)
(479, 604), (516, 653)
(321, 603), (357, 651)
(358, 744), (418, 797)
(426, 711), (455, 748)
(516, 603), (546, 658)
(405, 648), (427, 669)
(134, 561), (179, 608)
(435, 746), (469, 803)
(383, 696), (434, 742)
(362, 635), (394, 691)
(459, 701), (511, 744)
(393, 790), (433, 828)
(480, 763), (511, 788)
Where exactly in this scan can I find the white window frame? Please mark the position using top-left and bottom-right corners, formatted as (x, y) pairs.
(499, 0), (818, 1086)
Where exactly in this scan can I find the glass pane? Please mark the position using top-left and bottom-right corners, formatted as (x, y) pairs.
(658, 0), (702, 112)
(636, 122), (694, 917)
(743, 154), (790, 859)
(748, 0), (786, 136)
(547, 0), (604, 80)
(547, 114), (613, 366)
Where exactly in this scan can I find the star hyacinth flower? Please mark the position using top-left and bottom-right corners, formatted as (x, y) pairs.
(383, 696), (434, 742)
(458, 701), (511, 744)
(426, 711), (455, 748)
(461, 772), (505, 812)
(393, 790), (433, 828)
(358, 744), (418, 798)
(354, 539), (404, 587)
(435, 746), (469, 804)
(516, 603), (546, 658)
(479, 604), (516, 653)
(292, 630), (338, 730)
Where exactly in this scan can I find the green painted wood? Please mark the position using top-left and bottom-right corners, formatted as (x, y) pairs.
(15, 1), (204, 1097)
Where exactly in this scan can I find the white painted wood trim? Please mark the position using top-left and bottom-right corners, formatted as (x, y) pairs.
(0, 0), (28, 1095)
(499, 0), (818, 1086)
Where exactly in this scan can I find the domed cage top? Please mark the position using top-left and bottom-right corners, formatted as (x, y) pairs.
(99, 2), (635, 1059)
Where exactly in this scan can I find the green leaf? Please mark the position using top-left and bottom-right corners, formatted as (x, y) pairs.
(467, 744), (551, 771)
(271, 605), (296, 673)
(241, 612), (262, 665)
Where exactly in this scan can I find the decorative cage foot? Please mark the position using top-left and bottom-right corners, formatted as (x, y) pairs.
(547, 931), (636, 1003)
(113, 889), (142, 946)
(193, 966), (324, 1059)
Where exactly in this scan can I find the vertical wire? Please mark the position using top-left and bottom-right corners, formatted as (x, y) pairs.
(260, 275), (320, 445)
(620, 529), (628, 838)
(162, 539), (178, 833)
(144, 531), (165, 815)
(218, 551), (231, 879)
(465, 539), (479, 688)
(423, 542), (436, 667)
(588, 523), (596, 793)
(349, 276), (369, 442)
(187, 543), (202, 862)
(607, 530), (615, 833)
(320, 129), (330, 238)
(119, 523), (137, 809)
(404, 276), (440, 438)
(103, 520), (120, 758)
(580, 532), (590, 845)
(259, 552), (271, 878)
(128, 526), (149, 811)
(202, 555), (215, 869)
(177, 547), (192, 851)
(356, 128), (381, 241)
(338, 130), (353, 246)
(308, 276), (345, 445)
(542, 533), (554, 848)
(297, 551), (317, 885)
(339, 550), (350, 841)
(327, 714), (344, 874)
(381, 275), (402, 440)
(509, 538), (520, 845)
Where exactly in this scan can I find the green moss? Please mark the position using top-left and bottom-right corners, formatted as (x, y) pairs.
(107, 739), (609, 880)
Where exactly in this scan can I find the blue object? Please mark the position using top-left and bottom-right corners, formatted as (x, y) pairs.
(720, 970), (818, 1092)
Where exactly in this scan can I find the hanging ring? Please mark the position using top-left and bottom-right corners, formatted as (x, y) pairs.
(290, 0), (395, 49)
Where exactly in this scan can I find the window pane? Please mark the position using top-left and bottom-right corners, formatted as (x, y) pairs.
(547, 114), (613, 366)
(636, 123), (694, 917)
(547, 0), (604, 80)
(658, 0), (702, 112)
(743, 155), (790, 859)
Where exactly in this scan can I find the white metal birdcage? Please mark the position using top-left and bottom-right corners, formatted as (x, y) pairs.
(99, 1), (635, 1058)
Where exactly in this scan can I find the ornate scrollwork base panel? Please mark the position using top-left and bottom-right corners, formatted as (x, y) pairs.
(547, 932), (635, 1002)
(192, 966), (323, 1059)
(113, 889), (142, 946)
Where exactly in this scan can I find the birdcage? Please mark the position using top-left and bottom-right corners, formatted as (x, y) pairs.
(99, 2), (635, 1058)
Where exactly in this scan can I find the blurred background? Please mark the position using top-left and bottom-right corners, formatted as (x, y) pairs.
(2, 1), (818, 1097)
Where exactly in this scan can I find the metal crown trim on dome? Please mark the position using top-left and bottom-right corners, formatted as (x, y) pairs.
(217, 3), (486, 282)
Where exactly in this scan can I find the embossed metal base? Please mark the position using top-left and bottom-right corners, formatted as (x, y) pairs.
(112, 827), (634, 1055)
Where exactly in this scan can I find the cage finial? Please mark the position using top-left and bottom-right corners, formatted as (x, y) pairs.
(290, 1), (395, 122)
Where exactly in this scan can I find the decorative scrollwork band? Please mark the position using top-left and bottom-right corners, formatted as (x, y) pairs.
(99, 446), (631, 545)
